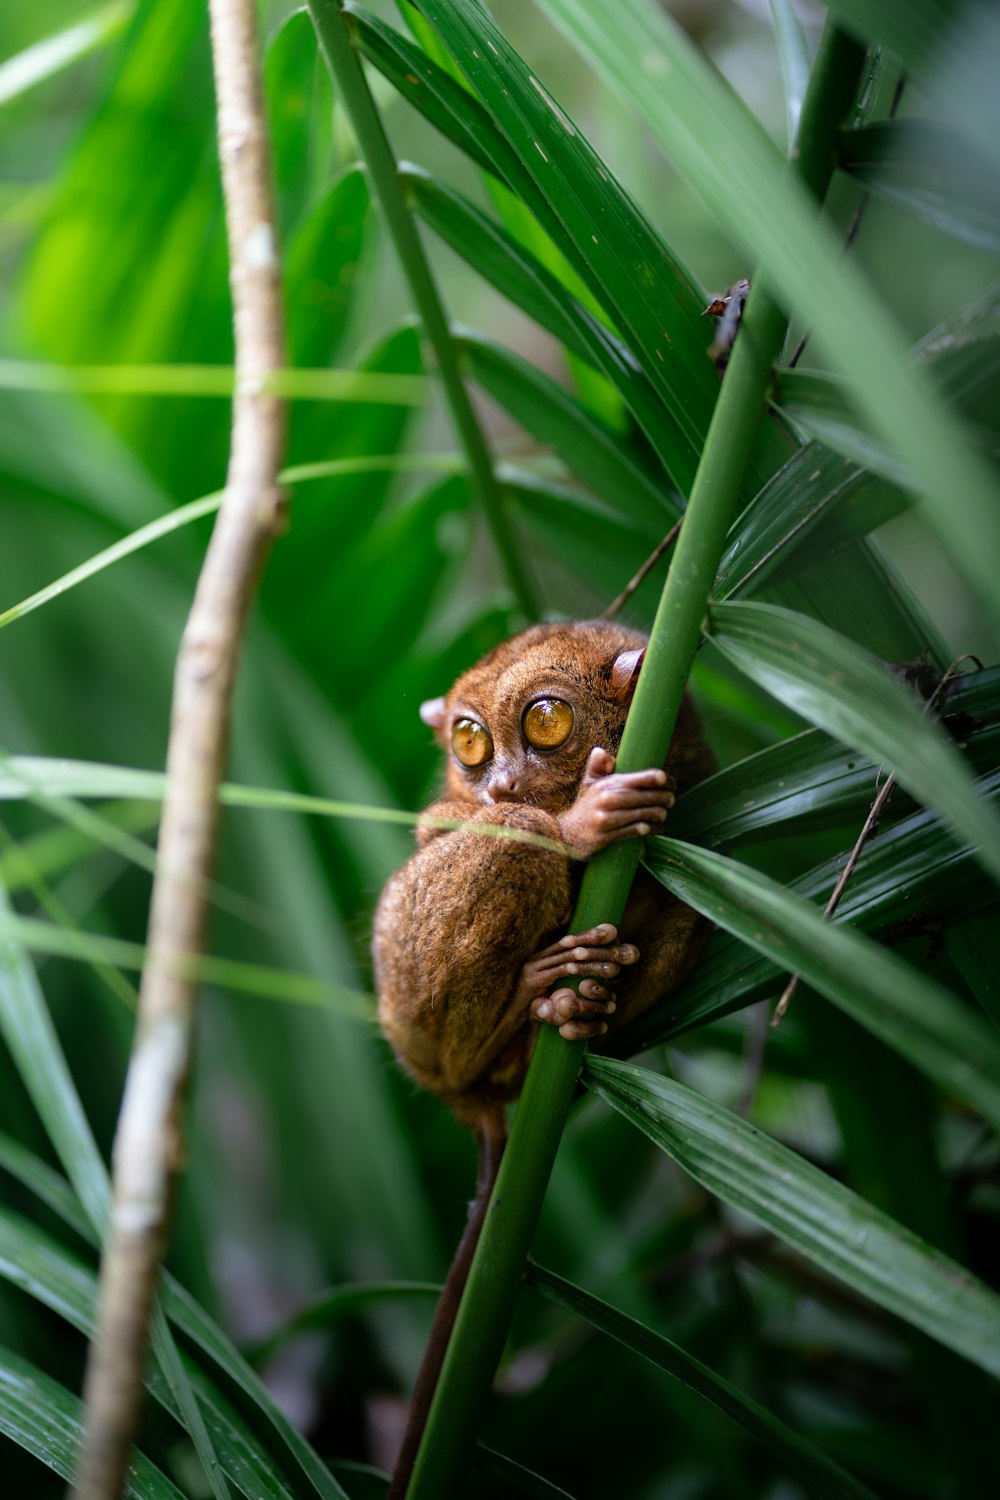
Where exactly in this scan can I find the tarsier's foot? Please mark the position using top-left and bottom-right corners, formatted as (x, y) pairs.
(523, 923), (639, 1041)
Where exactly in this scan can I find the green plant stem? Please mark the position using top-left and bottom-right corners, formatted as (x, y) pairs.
(307, 0), (537, 619)
(405, 21), (866, 1500)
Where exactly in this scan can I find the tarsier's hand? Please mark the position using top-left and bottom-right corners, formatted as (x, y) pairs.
(515, 923), (639, 1041)
(557, 747), (675, 859)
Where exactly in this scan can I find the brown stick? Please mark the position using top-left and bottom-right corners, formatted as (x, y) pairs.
(772, 769), (898, 1025)
(72, 2), (287, 1496)
(387, 1110), (508, 1500)
(771, 655), (971, 1027)
(601, 517), (683, 621)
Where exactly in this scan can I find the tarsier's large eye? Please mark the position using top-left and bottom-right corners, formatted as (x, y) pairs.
(451, 718), (493, 767)
(523, 697), (575, 750)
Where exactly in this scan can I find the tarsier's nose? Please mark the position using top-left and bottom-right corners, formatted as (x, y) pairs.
(487, 769), (519, 800)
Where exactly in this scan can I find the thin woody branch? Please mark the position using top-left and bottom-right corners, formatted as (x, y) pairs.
(72, 1), (288, 1495)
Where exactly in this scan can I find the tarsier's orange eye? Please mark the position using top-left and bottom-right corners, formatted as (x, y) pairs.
(523, 698), (574, 750)
(451, 718), (493, 767)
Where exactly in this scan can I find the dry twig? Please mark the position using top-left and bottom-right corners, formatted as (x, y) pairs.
(72, 1), (288, 1495)
(772, 656), (974, 1028)
(601, 517), (683, 621)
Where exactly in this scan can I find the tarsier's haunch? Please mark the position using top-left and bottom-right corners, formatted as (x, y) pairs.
(373, 619), (715, 1492)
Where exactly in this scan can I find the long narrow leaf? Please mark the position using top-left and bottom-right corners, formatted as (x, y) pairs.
(0, 886), (233, 1500)
(0, 359), (425, 402)
(838, 119), (1000, 254)
(0, 886), (110, 1233)
(772, 352), (1000, 488)
(534, 0), (1000, 627)
(642, 837), (1000, 1132)
(719, 280), (1000, 596)
(401, 166), (687, 483)
(528, 1262), (878, 1500)
(768, 0), (811, 148)
(0, 2), (133, 106)
(0, 453), (463, 631)
(0, 908), (372, 1017)
(0, 1346), (185, 1500)
(0, 1209), (302, 1500)
(708, 600), (1000, 884)
(414, 0), (754, 490)
(585, 1056), (1000, 1379)
(674, 664), (1000, 846)
(632, 767), (1000, 1048)
(457, 331), (677, 528)
(0, 1137), (351, 1500)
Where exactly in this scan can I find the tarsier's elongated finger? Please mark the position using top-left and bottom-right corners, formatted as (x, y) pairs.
(592, 804), (670, 829)
(608, 769), (674, 790)
(557, 923), (619, 948)
(528, 924), (618, 965)
(594, 787), (675, 811)
(528, 945), (638, 982)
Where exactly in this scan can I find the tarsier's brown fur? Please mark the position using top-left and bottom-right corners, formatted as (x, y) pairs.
(373, 620), (714, 1494)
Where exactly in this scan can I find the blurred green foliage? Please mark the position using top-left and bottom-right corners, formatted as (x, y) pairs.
(0, 2), (998, 1498)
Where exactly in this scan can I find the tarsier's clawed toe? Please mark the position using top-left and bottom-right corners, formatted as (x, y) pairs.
(532, 984), (616, 1040)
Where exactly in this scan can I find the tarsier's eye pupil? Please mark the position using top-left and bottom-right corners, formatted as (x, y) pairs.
(452, 718), (493, 767)
(523, 698), (574, 749)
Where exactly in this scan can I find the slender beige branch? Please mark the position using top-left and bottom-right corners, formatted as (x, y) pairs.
(72, 1), (287, 1495)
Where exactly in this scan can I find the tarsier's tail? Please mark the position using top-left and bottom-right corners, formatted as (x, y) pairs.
(386, 1106), (508, 1500)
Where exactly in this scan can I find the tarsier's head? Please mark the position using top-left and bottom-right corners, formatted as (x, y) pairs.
(421, 620), (647, 812)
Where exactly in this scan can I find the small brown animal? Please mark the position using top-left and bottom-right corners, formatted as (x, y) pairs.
(373, 619), (714, 1495)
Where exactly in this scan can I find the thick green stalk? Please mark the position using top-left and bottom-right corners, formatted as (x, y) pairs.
(405, 21), (866, 1499)
(307, 0), (537, 619)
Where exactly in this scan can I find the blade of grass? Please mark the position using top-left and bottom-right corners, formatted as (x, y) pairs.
(584, 1057), (1000, 1379)
(306, 0), (537, 617)
(0, 886), (232, 1500)
(0, 1132), (352, 1500)
(528, 1262), (878, 1500)
(401, 165), (695, 488)
(0, 453), (463, 631)
(0, 1346), (185, 1500)
(0, 907), (373, 1018)
(0, 1208), (309, 1500)
(248, 1282), (440, 1365)
(457, 331), (677, 529)
(768, 0), (811, 149)
(0, 755), (575, 857)
(630, 766), (1000, 1049)
(719, 279), (1000, 596)
(837, 119), (1000, 254)
(0, 802), (159, 893)
(475, 1447), (578, 1500)
(0, 1131), (94, 1245)
(772, 361), (999, 488)
(0, 2), (133, 106)
(642, 837), (1000, 1132)
(707, 600), (1000, 885)
(0, 360), (426, 402)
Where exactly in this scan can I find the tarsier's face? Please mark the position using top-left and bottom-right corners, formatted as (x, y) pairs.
(443, 676), (585, 811)
(420, 621), (647, 813)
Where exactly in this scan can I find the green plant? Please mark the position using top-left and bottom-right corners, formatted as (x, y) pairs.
(0, 1), (998, 1498)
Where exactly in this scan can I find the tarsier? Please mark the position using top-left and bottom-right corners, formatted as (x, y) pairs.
(373, 619), (715, 1492)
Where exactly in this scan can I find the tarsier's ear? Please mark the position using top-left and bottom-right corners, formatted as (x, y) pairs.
(419, 696), (447, 733)
(610, 647), (645, 705)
